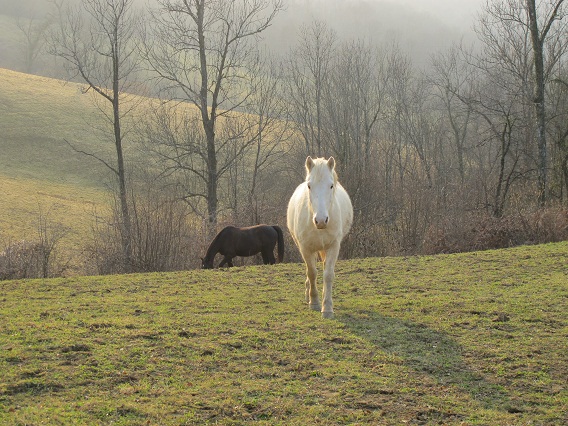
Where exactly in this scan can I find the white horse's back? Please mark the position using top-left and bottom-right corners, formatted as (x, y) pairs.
(287, 156), (353, 318)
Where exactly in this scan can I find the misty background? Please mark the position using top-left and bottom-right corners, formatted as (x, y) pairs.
(4, 0), (568, 277)
(0, 0), (485, 76)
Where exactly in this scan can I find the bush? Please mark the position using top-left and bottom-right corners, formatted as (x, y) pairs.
(422, 207), (568, 254)
(0, 237), (70, 280)
(0, 240), (44, 280)
(87, 183), (206, 275)
(0, 207), (70, 280)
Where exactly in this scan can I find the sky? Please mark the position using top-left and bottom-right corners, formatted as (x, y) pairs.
(394, 0), (485, 29)
(0, 0), (489, 71)
(266, 0), (487, 64)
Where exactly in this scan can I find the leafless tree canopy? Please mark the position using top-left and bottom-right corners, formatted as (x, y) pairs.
(49, 0), (145, 271)
(142, 0), (284, 233)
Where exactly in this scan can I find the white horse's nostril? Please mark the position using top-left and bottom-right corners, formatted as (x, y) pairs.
(314, 215), (328, 229)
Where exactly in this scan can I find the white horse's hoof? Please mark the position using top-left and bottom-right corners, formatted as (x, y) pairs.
(322, 311), (334, 319)
(309, 303), (320, 311)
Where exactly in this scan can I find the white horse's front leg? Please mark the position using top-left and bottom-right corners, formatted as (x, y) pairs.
(303, 251), (320, 310)
(321, 243), (340, 319)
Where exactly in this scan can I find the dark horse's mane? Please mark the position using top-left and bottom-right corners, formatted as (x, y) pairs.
(201, 225), (284, 269)
(203, 227), (229, 261)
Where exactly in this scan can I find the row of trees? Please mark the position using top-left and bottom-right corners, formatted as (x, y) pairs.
(7, 0), (568, 275)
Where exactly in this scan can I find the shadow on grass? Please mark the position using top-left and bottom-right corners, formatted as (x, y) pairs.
(341, 310), (515, 413)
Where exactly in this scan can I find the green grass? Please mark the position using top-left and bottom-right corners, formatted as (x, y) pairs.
(1, 243), (567, 424)
(0, 68), (115, 186)
(0, 68), (153, 250)
(0, 68), (116, 249)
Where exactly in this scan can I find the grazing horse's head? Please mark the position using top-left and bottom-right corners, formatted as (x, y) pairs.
(305, 156), (337, 229)
(201, 257), (214, 269)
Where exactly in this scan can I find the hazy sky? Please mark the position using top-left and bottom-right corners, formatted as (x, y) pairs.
(0, 0), (489, 70)
(302, 0), (486, 32)
(268, 0), (487, 64)
(395, 0), (485, 28)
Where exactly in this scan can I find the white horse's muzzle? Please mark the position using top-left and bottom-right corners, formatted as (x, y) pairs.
(313, 215), (329, 229)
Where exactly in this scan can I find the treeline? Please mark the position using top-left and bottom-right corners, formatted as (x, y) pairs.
(3, 0), (568, 278)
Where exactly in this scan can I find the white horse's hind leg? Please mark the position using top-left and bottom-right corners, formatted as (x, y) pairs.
(303, 252), (320, 310)
(321, 242), (340, 319)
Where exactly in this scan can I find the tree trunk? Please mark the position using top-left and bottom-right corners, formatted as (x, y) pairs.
(526, 0), (547, 206)
(526, 0), (565, 206)
(113, 95), (132, 270)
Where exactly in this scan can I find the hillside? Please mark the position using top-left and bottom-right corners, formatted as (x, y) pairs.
(0, 68), (116, 185)
(1, 243), (567, 424)
(0, 67), (284, 272)
(0, 68), (145, 254)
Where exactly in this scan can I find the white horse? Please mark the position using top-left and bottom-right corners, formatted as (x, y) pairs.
(287, 156), (353, 318)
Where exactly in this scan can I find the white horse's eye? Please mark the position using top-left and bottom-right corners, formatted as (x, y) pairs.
(330, 184), (334, 189)
(307, 184), (311, 190)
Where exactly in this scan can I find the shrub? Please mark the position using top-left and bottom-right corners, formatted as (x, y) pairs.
(86, 183), (206, 275)
(0, 207), (70, 280)
(0, 240), (44, 280)
(422, 207), (568, 254)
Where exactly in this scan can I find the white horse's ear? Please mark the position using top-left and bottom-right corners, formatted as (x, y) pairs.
(306, 156), (314, 172)
(327, 156), (335, 170)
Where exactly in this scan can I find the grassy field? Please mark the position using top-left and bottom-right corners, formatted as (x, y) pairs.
(1, 68), (567, 424)
(0, 68), (113, 184)
(0, 68), (116, 251)
(0, 67), (162, 262)
(1, 242), (567, 425)
(0, 173), (109, 269)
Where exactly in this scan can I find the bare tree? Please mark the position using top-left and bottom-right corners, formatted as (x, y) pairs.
(477, 0), (568, 206)
(548, 75), (568, 201)
(16, 11), (52, 73)
(474, 89), (525, 218)
(49, 0), (142, 271)
(430, 45), (475, 186)
(526, 0), (567, 206)
(144, 0), (284, 232)
(285, 20), (336, 157)
(324, 40), (383, 172)
(238, 55), (290, 224)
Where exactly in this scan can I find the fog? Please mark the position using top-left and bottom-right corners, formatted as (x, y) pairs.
(263, 0), (485, 64)
(0, 0), (487, 74)
(394, 0), (484, 26)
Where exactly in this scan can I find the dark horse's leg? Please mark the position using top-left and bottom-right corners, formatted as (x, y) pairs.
(260, 227), (278, 265)
(261, 250), (276, 265)
(219, 256), (234, 267)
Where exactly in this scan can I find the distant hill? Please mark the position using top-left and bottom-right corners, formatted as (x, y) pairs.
(1, 68), (130, 185)
(0, 68), (143, 255)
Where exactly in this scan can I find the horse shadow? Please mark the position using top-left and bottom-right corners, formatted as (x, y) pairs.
(340, 309), (514, 413)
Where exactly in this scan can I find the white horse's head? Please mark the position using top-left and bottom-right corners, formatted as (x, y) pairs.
(306, 156), (337, 229)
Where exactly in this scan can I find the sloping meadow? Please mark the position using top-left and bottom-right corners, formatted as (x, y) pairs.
(1, 243), (567, 424)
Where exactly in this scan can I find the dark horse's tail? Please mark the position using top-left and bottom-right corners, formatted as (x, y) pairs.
(272, 225), (284, 263)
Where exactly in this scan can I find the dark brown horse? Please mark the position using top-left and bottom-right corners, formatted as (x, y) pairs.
(201, 225), (284, 269)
